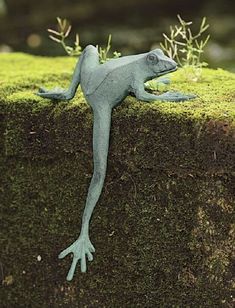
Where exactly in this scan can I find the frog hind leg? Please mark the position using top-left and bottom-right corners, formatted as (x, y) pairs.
(80, 45), (100, 89)
(58, 103), (112, 280)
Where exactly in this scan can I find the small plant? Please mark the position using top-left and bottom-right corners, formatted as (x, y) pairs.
(48, 17), (82, 57)
(48, 17), (121, 63)
(97, 34), (121, 64)
(160, 15), (210, 81)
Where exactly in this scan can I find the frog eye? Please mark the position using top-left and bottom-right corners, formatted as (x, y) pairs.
(147, 54), (159, 64)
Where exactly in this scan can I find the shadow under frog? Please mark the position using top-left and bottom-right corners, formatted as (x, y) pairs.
(37, 45), (196, 281)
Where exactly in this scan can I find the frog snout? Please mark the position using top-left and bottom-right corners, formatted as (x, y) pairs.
(170, 62), (178, 72)
(171, 60), (178, 68)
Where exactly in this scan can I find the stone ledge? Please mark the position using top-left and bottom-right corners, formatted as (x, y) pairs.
(0, 53), (234, 307)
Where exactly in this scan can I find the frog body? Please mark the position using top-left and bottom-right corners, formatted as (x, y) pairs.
(37, 46), (195, 281)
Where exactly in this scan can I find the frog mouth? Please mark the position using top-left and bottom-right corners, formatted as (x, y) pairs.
(158, 66), (178, 76)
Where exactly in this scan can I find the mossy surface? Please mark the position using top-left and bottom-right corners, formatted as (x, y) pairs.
(0, 53), (234, 307)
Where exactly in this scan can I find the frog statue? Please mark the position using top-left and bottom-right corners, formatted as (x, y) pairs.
(37, 45), (196, 281)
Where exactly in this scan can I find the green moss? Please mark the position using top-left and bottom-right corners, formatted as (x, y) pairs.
(1, 53), (234, 121)
(0, 53), (234, 307)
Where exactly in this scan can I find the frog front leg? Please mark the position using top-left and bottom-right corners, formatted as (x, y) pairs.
(36, 45), (99, 101)
(133, 82), (196, 102)
(36, 50), (86, 100)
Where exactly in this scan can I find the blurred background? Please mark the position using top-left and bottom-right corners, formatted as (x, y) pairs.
(0, 0), (234, 71)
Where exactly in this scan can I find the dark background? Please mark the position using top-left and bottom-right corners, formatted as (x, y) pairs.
(0, 0), (234, 70)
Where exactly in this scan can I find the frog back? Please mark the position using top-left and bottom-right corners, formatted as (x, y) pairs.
(83, 53), (146, 96)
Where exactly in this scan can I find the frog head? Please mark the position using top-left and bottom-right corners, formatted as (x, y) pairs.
(146, 49), (177, 77)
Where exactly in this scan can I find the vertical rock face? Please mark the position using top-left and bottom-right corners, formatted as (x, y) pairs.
(0, 54), (234, 307)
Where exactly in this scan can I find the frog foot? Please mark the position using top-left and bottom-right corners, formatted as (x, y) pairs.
(58, 236), (95, 281)
(36, 87), (72, 101)
(162, 91), (197, 102)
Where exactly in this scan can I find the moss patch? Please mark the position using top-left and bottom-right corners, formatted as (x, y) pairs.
(0, 53), (234, 307)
